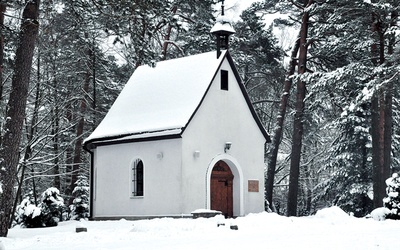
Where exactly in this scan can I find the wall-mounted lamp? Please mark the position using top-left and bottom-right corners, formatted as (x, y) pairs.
(157, 152), (163, 160)
(224, 142), (232, 153)
(193, 151), (200, 158)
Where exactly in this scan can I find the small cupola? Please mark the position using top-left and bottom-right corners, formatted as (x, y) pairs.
(210, 0), (235, 58)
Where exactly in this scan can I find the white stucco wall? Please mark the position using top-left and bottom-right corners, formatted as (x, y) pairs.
(92, 138), (183, 217)
(181, 58), (266, 216)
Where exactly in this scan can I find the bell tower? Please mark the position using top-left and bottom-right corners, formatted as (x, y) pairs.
(210, 0), (235, 58)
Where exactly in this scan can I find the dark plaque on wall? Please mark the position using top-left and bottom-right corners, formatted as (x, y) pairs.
(248, 180), (259, 192)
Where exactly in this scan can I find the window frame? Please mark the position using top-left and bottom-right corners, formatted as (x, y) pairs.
(131, 159), (144, 198)
(221, 70), (229, 91)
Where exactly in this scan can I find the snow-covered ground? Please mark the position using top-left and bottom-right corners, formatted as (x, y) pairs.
(2, 207), (400, 250)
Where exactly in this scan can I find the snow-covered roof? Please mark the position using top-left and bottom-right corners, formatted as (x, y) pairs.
(210, 16), (235, 34)
(84, 50), (227, 146)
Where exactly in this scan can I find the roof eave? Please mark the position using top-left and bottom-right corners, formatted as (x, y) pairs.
(83, 129), (183, 151)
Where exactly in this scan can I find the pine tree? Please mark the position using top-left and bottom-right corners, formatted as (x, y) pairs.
(69, 175), (89, 220)
(298, 0), (399, 215)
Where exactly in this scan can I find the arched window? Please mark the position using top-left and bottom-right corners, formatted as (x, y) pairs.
(132, 159), (144, 197)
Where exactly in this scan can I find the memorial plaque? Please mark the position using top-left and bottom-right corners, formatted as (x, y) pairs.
(248, 180), (259, 192)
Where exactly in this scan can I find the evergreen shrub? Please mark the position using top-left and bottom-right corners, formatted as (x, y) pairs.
(69, 175), (90, 220)
(15, 187), (66, 227)
(383, 173), (400, 219)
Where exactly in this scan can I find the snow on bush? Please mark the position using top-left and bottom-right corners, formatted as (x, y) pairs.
(15, 195), (44, 228)
(15, 188), (66, 228)
(370, 207), (391, 221)
(41, 187), (66, 226)
(314, 206), (350, 219)
(383, 173), (400, 220)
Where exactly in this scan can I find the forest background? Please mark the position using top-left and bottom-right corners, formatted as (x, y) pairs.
(0, 0), (399, 237)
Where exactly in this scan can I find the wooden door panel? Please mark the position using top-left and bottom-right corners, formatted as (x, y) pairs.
(210, 161), (234, 217)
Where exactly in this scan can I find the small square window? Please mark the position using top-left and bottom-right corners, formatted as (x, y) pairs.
(221, 70), (228, 91)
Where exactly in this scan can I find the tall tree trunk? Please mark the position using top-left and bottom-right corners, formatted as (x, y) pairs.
(0, 2), (4, 102)
(266, 37), (300, 209)
(287, 0), (313, 217)
(370, 12), (392, 209)
(52, 89), (61, 190)
(92, 38), (97, 128)
(65, 103), (73, 196)
(0, 3), (5, 147)
(0, 0), (40, 237)
(371, 89), (388, 208)
(69, 44), (92, 204)
(51, 51), (61, 190)
(9, 50), (42, 227)
(385, 9), (397, 174)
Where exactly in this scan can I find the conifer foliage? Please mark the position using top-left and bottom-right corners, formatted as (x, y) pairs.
(383, 173), (400, 220)
(69, 175), (90, 220)
(15, 188), (66, 228)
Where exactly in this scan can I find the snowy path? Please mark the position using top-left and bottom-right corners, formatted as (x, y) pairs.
(1, 208), (400, 250)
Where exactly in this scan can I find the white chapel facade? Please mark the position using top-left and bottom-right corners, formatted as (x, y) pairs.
(84, 8), (270, 219)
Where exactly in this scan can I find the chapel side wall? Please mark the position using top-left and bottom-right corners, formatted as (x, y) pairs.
(181, 58), (266, 216)
(93, 138), (183, 218)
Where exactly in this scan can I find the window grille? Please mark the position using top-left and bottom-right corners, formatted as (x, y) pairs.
(132, 159), (144, 196)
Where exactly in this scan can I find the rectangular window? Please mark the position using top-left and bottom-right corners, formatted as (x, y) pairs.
(221, 70), (228, 91)
(132, 159), (144, 197)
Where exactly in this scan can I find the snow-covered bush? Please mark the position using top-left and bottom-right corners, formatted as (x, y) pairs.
(334, 189), (373, 217)
(41, 187), (66, 226)
(15, 195), (43, 228)
(369, 207), (391, 221)
(15, 188), (66, 228)
(383, 173), (400, 219)
(69, 175), (90, 220)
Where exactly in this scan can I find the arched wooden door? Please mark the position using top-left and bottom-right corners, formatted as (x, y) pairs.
(211, 161), (234, 217)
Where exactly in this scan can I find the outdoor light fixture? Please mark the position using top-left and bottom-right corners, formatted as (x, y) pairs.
(157, 152), (163, 160)
(193, 151), (200, 158)
(224, 142), (232, 153)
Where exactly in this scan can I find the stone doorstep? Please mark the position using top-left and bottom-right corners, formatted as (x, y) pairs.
(191, 211), (223, 219)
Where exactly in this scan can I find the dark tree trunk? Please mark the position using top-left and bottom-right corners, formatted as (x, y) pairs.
(287, 0), (313, 217)
(69, 46), (92, 204)
(65, 103), (74, 196)
(370, 12), (393, 209)
(0, 2), (4, 104)
(371, 90), (388, 208)
(9, 51), (42, 226)
(52, 102), (61, 190)
(52, 59), (61, 190)
(0, 3), (5, 147)
(0, 0), (40, 237)
(266, 37), (300, 209)
(92, 38), (97, 128)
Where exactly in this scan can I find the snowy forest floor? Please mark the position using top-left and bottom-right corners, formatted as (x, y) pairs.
(1, 207), (400, 250)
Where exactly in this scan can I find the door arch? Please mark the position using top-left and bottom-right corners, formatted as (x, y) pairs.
(206, 154), (244, 217)
(210, 160), (234, 217)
